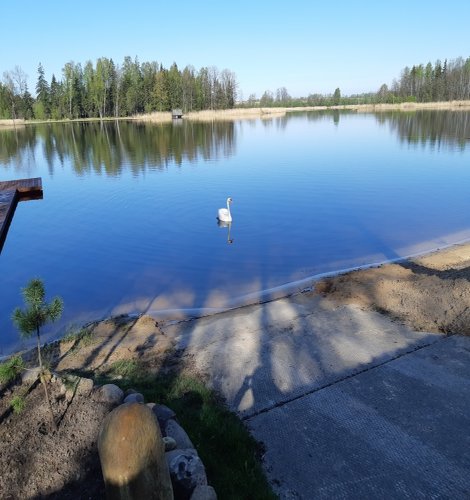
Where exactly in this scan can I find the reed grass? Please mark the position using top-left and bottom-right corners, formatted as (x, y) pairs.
(133, 107), (289, 123)
(132, 101), (470, 124)
(0, 119), (26, 128)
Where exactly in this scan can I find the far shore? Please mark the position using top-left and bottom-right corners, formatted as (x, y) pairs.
(132, 100), (470, 123)
(2, 100), (470, 128)
(0, 119), (26, 129)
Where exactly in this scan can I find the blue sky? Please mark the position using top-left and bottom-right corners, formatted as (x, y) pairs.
(2, 0), (469, 99)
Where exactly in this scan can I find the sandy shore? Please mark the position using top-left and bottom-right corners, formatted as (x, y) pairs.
(314, 241), (470, 335)
(6, 239), (470, 365)
(47, 239), (470, 373)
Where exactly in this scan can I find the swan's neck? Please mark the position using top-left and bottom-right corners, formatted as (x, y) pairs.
(226, 200), (231, 214)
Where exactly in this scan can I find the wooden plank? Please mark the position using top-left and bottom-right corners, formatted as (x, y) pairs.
(0, 177), (42, 195)
(0, 177), (43, 253)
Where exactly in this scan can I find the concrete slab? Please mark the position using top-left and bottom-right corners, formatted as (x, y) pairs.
(164, 294), (443, 418)
(248, 335), (470, 499)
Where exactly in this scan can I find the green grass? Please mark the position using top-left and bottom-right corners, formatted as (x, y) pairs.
(0, 355), (25, 384)
(62, 327), (96, 352)
(10, 393), (26, 414)
(93, 360), (276, 500)
(104, 359), (144, 379)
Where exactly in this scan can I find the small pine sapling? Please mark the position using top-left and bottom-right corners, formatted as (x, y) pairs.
(12, 278), (63, 430)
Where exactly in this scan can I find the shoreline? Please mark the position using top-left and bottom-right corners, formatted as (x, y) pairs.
(4, 238), (470, 361)
(2, 100), (470, 128)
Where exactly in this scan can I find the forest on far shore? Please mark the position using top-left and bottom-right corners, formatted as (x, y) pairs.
(1, 55), (469, 121)
(0, 57), (237, 120)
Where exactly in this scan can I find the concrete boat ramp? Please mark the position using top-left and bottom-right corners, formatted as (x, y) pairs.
(163, 293), (470, 499)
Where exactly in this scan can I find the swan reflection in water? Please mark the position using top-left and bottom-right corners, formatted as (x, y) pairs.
(217, 220), (234, 244)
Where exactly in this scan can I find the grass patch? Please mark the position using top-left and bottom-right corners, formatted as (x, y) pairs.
(62, 327), (96, 352)
(0, 355), (25, 384)
(10, 393), (26, 414)
(93, 361), (275, 500)
(104, 359), (144, 379)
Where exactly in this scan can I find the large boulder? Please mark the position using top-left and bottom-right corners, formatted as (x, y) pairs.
(166, 449), (207, 499)
(98, 402), (173, 499)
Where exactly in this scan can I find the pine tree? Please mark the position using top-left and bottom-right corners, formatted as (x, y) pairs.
(12, 279), (63, 430)
(36, 63), (50, 118)
(333, 87), (341, 105)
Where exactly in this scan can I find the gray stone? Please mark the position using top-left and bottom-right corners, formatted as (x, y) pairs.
(98, 402), (173, 499)
(123, 392), (144, 404)
(163, 436), (177, 451)
(96, 384), (124, 405)
(21, 367), (41, 384)
(166, 448), (207, 498)
(191, 485), (217, 500)
(62, 373), (79, 384)
(124, 388), (138, 396)
(146, 402), (156, 410)
(75, 377), (94, 396)
(59, 375), (91, 401)
(153, 404), (176, 429)
(165, 419), (194, 449)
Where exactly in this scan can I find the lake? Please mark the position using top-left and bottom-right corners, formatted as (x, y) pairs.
(1, 110), (469, 354)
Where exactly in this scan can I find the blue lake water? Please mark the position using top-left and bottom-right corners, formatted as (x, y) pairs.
(1, 111), (469, 354)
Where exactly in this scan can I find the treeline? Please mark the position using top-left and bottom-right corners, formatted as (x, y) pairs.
(2, 55), (470, 120)
(0, 57), (237, 120)
(242, 56), (470, 108)
(387, 57), (470, 102)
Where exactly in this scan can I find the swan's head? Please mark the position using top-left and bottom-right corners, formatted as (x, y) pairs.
(227, 197), (233, 204)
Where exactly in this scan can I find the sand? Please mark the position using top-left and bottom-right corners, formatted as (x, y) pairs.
(314, 242), (470, 335)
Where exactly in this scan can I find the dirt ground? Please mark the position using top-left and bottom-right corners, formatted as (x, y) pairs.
(314, 242), (470, 335)
(1, 242), (469, 498)
(0, 378), (111, 499)
(0, 315), (177, 499)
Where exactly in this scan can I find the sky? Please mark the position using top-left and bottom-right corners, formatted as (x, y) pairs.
(1, 0), (469, 100)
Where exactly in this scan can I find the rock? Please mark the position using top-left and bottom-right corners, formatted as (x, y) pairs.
(21, 367), (41, 384)
(165, 419), (194, 450)
(95, 384), (124, 405)
(191, 485), (217, 500)
(166, 448), (207, 498)
(65, 389), (74, 402)
(123, 393), (144, 404)
(163, 436), (177, 451)
(146, 402), (156, 410)
(153, 404), (176, 430)
(125, 388), (138, 396)
(98, 402), (173, 500)
(76, 377), (94, 396)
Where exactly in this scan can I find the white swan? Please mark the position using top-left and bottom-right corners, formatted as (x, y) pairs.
(217, 197), (233, 222)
